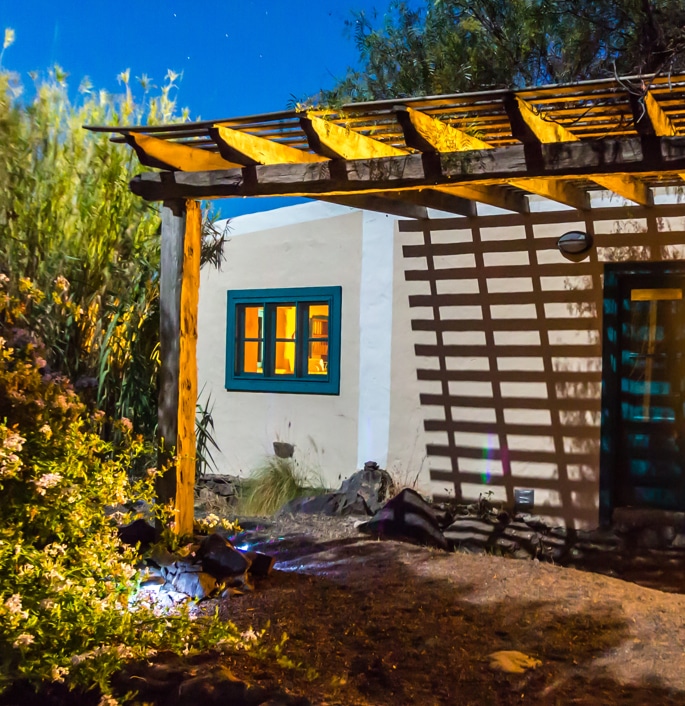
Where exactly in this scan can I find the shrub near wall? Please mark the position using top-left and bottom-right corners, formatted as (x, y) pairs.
(0, 280), (250, 701)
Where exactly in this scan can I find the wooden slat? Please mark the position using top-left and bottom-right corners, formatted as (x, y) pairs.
(397, 106), (581, 211)
(129, 135), (685, 201)
(126, 133), (240, 172)
(506, 94), (652, 206)
(210, 124), (327, 165)
(631, 91), (685, 183)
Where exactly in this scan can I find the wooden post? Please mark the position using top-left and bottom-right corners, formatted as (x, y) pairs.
(157, 199), (201, 536)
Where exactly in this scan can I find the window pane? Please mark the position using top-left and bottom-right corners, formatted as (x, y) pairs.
(308, 341), (329, 374)
(274, 341), (296, 375)
(244, 306), (263, 338)
(309, 304), (329, 337)
(242, 306), (263, 374)
(308, 304), (329, 375)
(275, 305), (297, 339)
(243, 341), (263, 374)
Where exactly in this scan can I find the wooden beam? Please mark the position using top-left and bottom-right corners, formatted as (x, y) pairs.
(301, 114), (408, 160)
(397, 105), (581, 212)
(157, 199), (200, 536)
(630, 91), (685, 182)
(210, 123), (433, 216)
(318, 194), (428, 219)
(210, 124), (327, 165)
(505, 94), (652, 206)
(126, 133), (240, 172)
(301, 114), (473, 215)
(129, 135), (685, 202)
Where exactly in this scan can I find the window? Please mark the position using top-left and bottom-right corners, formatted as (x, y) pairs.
(225, 287), (341, 394)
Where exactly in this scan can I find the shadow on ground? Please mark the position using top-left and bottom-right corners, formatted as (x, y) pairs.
(213, 535), (685, 705)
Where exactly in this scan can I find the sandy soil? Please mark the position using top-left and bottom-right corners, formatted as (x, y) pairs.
(213, 515), (685, 705)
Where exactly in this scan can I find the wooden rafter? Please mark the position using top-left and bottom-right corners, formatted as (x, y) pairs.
(209, 122), (437, 218)
(129, 135), (685, 202)
(505, 95), (652, 206)
(210, 124), (327, 165)
(397, 106), (582, 211)
(301, 114), (474, 216)
(630, 91), (685, 182)
(125, 133), (240, 172)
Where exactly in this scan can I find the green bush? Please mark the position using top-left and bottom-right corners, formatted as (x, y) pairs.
(0, 279), (252, 700)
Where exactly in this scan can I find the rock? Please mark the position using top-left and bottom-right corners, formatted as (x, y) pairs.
(171, 569), (218, 600)
(198, 533), (251, 579)
(118, 518), (156, 548)
(488, 650), (541, 674)
(176, 668), (252, 706)
(340, 464), (395, 514)
(273, 441), (295, 459)
(244, 551), (276, 577)
(279, 491), (369, 517)
(357, 489), (449, 551)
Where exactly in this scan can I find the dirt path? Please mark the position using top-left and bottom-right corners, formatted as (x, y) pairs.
(214, 518), (685, 705)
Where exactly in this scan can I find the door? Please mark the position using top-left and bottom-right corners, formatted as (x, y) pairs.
(615, 273), (685, 510)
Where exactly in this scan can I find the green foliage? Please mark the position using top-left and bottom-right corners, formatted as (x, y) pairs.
(195, 388), (220, 482)
(238, 456), (325, 516)
(325, 0), (685, 101)
(0, 66), (171, 437)
(0, 281), (253, 699)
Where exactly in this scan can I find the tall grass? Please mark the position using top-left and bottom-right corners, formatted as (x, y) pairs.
(237, 456), (325, 516)
(0, 58), (225, 439)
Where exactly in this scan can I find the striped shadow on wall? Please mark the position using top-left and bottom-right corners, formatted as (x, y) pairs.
(400, 201), (685, 527)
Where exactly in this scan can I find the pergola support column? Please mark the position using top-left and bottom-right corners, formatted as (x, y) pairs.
(157, 198), (201, 536)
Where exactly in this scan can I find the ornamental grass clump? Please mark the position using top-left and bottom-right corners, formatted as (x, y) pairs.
(0, 280), (254, 701)
(238, 456), (325, 516)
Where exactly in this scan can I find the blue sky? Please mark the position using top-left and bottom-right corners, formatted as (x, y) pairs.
(2, 0), (411, 217)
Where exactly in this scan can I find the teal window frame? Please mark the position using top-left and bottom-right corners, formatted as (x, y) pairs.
(225, 286), (342, 394)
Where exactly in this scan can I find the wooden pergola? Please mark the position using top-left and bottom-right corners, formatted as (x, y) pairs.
(87, 72), (685, 535)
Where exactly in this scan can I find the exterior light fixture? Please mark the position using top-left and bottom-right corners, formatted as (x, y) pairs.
(557, 230), (593, 261)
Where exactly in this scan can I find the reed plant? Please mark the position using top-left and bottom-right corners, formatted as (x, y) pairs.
(0, 46), (225, 440)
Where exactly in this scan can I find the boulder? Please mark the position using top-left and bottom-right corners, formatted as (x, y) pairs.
(339, 462), (396, 514)
(279, 491), (369, 517)
(357, 488), (449, 551)
(198, 533), (251, 579)
(118, 518), (156, 548)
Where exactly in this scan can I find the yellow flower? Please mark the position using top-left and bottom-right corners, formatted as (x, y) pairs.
(3, 28), (15, 50)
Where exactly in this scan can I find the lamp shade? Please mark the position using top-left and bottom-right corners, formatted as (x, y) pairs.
(557, 230), (593, 255)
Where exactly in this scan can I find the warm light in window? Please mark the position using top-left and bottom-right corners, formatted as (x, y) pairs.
(242, 306), (263, 374)
(308, 304), (329, 375)
(274, 305), (296, 375)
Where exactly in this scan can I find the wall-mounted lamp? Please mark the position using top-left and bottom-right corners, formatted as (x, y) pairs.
(557, 230), (593, 261)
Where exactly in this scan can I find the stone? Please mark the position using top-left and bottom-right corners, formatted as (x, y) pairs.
(279, 491), (369, 517)
(171, 569), (218, 600)
(357, 488), (449, 551)
(118, 518), (156, 548)
(198, 533), (251, 579)
(273, 441), (295, 459)
(672, 532), (685, 548)
(340, 465), (396, 514)
(244, 551), (276, 577)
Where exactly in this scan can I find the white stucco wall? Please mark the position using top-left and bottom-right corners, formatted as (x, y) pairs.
(197, 202), (364, 486)
(197, 193), (685, 528)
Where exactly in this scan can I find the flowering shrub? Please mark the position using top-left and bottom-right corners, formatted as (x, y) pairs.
(0, 279), (252, 701)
